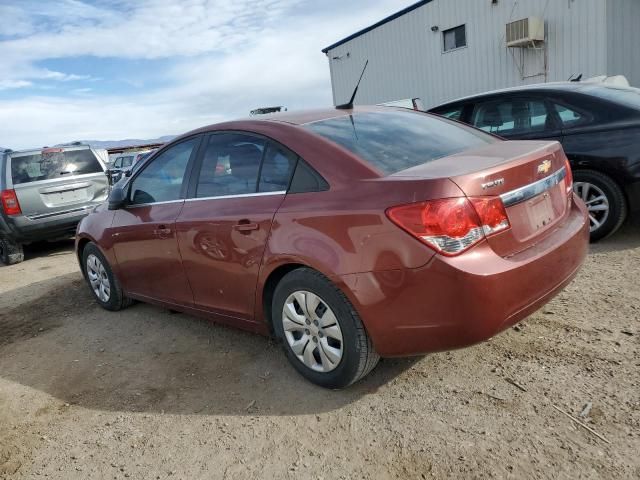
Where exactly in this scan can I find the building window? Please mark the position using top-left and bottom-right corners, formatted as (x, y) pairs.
(443, 25), (466, 52)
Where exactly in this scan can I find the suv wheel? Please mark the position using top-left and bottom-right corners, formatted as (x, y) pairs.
(272, 268), (379, 389)
(0, 237), (24, 265)
(573, 170), (627, 242)
(82, 242), (133, 311)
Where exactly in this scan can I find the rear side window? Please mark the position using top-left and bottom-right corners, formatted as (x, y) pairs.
(258, 144), (297, 192)
(305, 111), (494, 175)
(10, 148), (103, 185)
(195, 133), (266, 198)
(471, 99), (550, 136)
(553, 104), (585, 127)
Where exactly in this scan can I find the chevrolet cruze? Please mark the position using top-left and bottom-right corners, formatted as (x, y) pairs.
(76, 107), (589, 388)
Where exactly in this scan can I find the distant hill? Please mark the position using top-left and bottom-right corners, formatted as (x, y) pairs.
(57, 135), (175, 149)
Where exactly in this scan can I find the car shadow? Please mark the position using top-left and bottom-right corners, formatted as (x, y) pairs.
(589, 214), (640, 254)
(0, 272), (420, 416)
(23, 238), (76, 260)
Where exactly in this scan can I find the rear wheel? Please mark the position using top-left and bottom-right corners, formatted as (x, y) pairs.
(272, 268), (379, 389)
(82, 242), (133, 311)
(573, 170), (627, 242)
(0, 237), (24, 265)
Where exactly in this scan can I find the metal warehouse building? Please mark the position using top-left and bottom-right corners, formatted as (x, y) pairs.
(323, 0), (640, 108)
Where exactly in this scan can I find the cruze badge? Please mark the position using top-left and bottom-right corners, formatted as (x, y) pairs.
(481, 178), (505, 190)
(537, 159), (552, 175)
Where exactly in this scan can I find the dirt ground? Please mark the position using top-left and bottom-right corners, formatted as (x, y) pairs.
(1, 219), (638, 480)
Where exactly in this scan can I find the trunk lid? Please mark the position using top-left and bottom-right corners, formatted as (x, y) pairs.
(392, 140), (572, 257)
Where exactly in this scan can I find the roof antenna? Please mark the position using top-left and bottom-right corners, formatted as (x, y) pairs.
(336, 59), (369, 110)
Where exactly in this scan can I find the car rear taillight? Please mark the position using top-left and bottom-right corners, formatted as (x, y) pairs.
(386, 197), (510, 256)
(564, 158), (573, 194)
(1, 189), (22, 216)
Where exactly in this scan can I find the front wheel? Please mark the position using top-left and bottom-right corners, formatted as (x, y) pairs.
(573, 170), (627, 242)
(82, 242), (133, 311)
(272, 268), (379, 389)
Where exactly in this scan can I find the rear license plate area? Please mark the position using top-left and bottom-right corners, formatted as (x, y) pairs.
(527, 192), (554, 230)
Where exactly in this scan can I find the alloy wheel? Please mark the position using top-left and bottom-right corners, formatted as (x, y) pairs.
(281, 291), (344, 373)
(86, 253), (111, 302)
(574, 181), (609, 233)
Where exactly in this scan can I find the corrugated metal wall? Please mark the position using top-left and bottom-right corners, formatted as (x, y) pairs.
(607, 0), (640, 86)
(326, 0), (612, 108)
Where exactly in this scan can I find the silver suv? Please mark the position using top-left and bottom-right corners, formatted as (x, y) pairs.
(0, 145), (109, 264)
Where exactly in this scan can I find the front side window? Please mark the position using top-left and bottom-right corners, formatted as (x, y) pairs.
(443, 25), (466, 52)
(195, 134), (266, 198)
(306, 111), (495, 175)
(471, 99), (551, 136)
(435, 106), (464, 121)
(10, 148), (102, 185)
(129, 138), (198, 205)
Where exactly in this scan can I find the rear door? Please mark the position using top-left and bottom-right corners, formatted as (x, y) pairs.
(469, 97), (563, 142)
(176, 132), (296, 322)
(9, 147), (108, 219)
(110, 136), (201, 304)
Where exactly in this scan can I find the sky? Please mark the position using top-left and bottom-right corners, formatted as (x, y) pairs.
(0, 0), (412, 149)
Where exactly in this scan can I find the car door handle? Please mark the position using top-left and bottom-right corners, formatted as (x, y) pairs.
(233, 221), (259, 233)
(153, 225), (172, 237)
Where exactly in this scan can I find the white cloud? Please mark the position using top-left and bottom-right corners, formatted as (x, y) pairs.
(0, 80), (33, 90)
(0, 0), (411, 149)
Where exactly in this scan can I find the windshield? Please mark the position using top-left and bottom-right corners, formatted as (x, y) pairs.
(10, 148), (103, 185)
(584, 85), (640, 110)
(305, 110), (496, 175)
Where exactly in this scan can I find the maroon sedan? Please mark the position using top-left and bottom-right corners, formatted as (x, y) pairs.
(76, 107), (589, 388)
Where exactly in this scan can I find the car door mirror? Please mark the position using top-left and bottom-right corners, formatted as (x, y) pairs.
(108, 185), (128, 210)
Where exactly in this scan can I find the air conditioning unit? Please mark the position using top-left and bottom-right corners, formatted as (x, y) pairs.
(506, 17), (544, 47)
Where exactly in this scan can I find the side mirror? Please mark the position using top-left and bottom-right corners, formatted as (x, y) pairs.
(108, 185), (128, 210)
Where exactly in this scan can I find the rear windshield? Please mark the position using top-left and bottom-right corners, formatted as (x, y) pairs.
(305, 111), (496, 175)
(584, 85), (640, 110)
(10, 149), (103, 185)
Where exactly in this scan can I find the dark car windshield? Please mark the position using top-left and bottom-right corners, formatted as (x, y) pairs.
(10, 148), (103, 185)
(584, 85), (640, 110)
(305, 110), (496, 175)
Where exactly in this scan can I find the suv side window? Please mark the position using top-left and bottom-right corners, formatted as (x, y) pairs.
(129, 138), (198, 205)
(195, 133), (266, 198)
(258, 143), (297, 192)
(471, 99), (552, 136)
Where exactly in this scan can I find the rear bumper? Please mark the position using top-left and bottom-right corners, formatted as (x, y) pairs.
(339, 196), (589, 357)
(0, 204), (98, 243)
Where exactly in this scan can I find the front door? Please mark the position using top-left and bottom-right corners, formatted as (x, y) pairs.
(111, 136), (201, 305)
(176, 132), (297, 321)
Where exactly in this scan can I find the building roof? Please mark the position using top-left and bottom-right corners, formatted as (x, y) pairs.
(321, 0), (433, 54)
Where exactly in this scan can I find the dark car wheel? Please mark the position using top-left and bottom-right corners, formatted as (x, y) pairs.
(82, 242), (133, 311)
(272, 268), (379, 389)
(0, 237), (24, 265)
(573, 170), (627, 242)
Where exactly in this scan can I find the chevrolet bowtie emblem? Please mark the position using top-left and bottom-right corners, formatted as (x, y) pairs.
(537, 159), (552, 175)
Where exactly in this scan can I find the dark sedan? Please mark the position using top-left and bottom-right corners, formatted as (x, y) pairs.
(429, 82), (640, 240)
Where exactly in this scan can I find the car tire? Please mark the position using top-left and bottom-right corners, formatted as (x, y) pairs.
(0, 237), (24, 265)
(82, 242), (133, 311)
(573, 170), (627, 242)
(272, 268), (379, 389)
